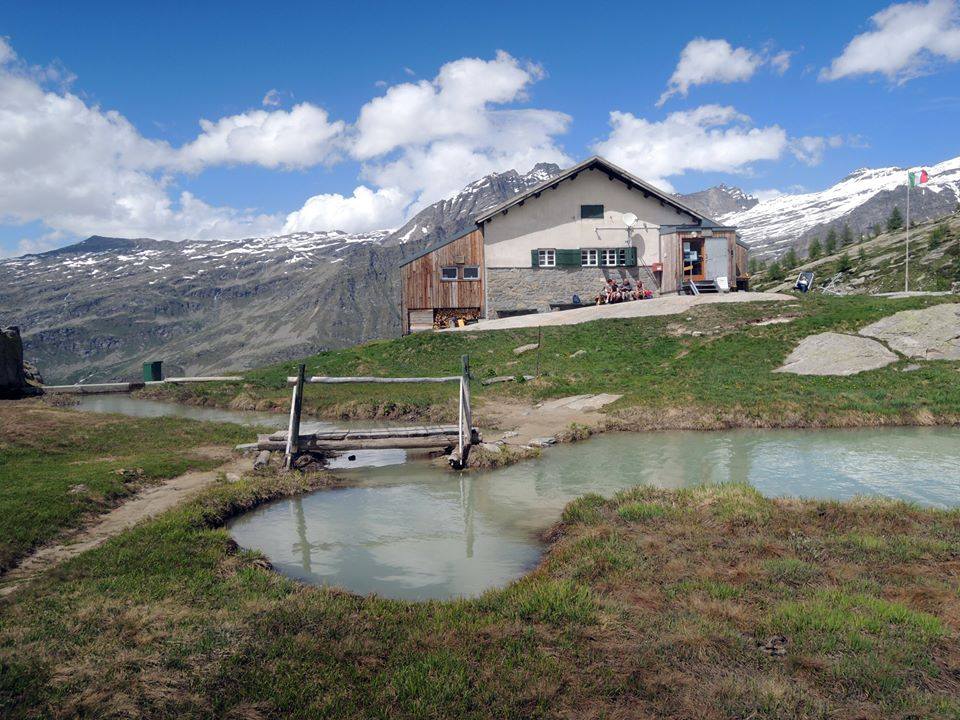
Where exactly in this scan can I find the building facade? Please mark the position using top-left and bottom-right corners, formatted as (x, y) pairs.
(400, 156), (748, 332)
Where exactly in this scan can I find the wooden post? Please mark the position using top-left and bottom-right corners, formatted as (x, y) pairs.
(284, 364), (305, 469)
(458, 355), (472, 468)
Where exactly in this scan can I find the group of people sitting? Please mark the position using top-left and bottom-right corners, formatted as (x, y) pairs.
(595, 277), (653, 305)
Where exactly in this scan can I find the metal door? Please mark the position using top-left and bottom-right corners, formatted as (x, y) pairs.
(705, 237), (729, 280)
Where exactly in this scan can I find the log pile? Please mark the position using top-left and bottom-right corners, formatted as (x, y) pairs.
(433, 308), (480, 329)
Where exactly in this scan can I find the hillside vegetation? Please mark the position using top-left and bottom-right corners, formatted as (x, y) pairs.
(143, 294), (960, 431)
(752, 213), (960, 295)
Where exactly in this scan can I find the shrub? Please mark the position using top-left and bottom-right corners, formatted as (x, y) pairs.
(887, 206), (904, 232)
(807, 238), (822, 260)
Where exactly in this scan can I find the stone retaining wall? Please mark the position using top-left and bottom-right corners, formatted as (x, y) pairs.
(485, 266), (659, 317)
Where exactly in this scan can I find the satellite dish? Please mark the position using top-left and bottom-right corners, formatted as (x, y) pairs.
(622, 212), (639, 228)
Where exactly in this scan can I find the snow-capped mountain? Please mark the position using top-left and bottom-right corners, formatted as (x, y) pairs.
(724, 155), (960, 259)
(0, 164), (562, 383)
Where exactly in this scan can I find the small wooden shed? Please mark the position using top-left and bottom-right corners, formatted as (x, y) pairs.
(400, 229), (485, 333)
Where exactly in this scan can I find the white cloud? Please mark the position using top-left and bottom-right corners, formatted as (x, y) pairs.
(283, 186), (409, 233)
(177, 103), (345, 170)
(262, 88), (282, 107)
(0, 37), (15, 64)
(658, 39), (761, 106)
(789, 135), (844, 165)
(0, 47), (283, 243)
(283, 51), (572, 233)
(750, 188), (786, 202)
(770, 50), (793, 75)
(592, 105), (790, 191)
(821, 0), (960, 82)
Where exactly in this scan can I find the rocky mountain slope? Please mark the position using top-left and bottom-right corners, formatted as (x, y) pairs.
(725, 155), (960, 260)
(0, 165), (563, 383)
(678, 183), (758, 219)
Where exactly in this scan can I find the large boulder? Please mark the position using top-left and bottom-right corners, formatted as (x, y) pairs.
(1, 326), (42, 399)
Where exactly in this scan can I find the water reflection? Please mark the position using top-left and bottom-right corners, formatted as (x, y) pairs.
(230, 426), (960, 601)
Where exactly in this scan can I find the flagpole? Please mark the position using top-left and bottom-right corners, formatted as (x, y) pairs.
(905, 178), (910, 293)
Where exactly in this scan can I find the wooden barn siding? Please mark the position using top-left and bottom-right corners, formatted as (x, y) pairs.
(660, 232), (680, 293)
(401, 229), (484, 332)
(735, 242), (749, 278)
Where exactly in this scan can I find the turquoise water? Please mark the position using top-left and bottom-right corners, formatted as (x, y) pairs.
(228, 426), (960, 600)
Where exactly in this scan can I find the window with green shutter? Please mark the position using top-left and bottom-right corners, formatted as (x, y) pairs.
(625, 246), (638, 266)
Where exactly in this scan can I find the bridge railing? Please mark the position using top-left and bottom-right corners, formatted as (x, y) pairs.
(283, 355), (473, 469)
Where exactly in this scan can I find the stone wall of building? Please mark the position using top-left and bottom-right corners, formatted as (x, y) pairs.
(485, 265), (659, 317)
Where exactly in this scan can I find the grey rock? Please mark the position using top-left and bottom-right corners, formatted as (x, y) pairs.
(254, 450), (272, 469)
(513, 343), (539, 355)
(530, 436), (557, 447)
(68, 484), (88, 495)
(569, 349), (587, 358)
(481, 375), (514, 386)
(478, 443), (502, 453)
(0, 326), (41, 399)
(501, 430), (519, 439)
(860, 303), (960, 360)
(775, 332), (897, 376)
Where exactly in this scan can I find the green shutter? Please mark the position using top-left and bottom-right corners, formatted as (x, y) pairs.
(625, 246), (638, 267)
(531, 249), (539, 267)
(556, 249), (581, 267)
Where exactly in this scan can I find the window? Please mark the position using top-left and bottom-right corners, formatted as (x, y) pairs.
(440, 266), (458, 281)
(581, 249), (598, 267)
(600, 248), (627, 266)
(537, 249), (556, 267)
(462, 266), (480, 280)
(581, 204), (604, 219)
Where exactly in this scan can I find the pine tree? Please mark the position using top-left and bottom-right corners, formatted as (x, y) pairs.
(824, 228), (838, 255)
(841, 224), (853, 245)
(768, 260), (785, 281)
(837, 252), (853, 273)
(807, 238), (822, 260)
(748, 257), (759, 274)
(858, 246), (867, 264)
(887, 206), (904, 232)
(783, 247), (798, 268)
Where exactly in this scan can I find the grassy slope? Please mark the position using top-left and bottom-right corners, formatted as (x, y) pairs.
(0, 401), (253, 572)
(1, 472), (958, 719)
(142, 294), (960, 428)
(753, 214), (960, 294)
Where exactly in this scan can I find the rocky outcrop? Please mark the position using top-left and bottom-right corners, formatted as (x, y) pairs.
(775, 332), (897, 376)
(859, 303), (960, 360)
(1, 326), (42, 399)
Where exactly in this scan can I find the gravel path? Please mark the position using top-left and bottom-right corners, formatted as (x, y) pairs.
(445, 292), (793, 332)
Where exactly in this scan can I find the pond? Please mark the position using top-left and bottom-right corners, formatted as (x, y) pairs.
(72, 396), (960, 600)
(228, 426), (960, 601)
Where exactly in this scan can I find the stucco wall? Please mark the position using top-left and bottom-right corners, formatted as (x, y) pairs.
(485, 266), (658, 317)
(481, 168), (699, 268)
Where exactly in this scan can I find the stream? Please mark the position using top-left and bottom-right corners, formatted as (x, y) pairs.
(76, 396), (960, 601)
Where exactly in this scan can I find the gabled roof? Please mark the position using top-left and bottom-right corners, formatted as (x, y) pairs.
(398, 226), (476, 268)
(474, 156), (714, 225)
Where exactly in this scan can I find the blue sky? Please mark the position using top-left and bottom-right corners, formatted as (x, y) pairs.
(2, 0), (959, 256)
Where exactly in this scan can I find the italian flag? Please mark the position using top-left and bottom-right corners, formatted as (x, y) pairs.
(908, 169), (929, 187)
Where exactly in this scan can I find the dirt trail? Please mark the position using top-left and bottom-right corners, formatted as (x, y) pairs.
(0, 455), (247, 598)
(479, 394), (622, 444)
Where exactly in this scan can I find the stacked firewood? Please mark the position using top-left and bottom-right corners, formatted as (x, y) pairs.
(433, 308), (480, 329)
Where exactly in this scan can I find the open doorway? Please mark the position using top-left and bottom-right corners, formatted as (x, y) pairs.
(682, 238), (705, 282)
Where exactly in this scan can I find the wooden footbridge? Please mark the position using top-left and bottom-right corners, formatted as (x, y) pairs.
(249, 355), (478, 470)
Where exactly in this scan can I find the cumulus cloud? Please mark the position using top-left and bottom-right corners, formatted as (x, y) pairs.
(657, 39), (793, 106)
(283, 186), (409, 233)
(821, 0), (960, 82)
(176, 103), (345, 170)
(284, 51), (572, 232)
(0, 43), (283, 242)
(592, 105), (790, 191)
(262, 88), (282, 107)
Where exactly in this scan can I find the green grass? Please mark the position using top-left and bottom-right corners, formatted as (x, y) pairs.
(0, 401), (254, 571)
(2, 478), (957, 719)
(141, 294), (960, 431)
